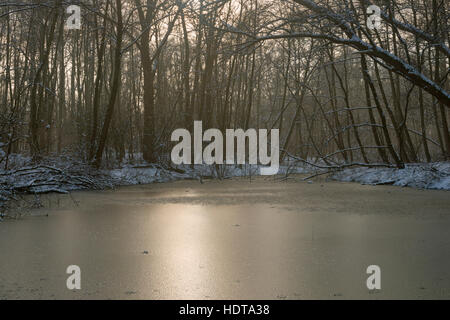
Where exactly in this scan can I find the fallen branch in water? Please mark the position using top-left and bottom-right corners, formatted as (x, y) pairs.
(281, 149), (397, 182)
(0, 163), (115, 213)
(282, 150), (396, 170)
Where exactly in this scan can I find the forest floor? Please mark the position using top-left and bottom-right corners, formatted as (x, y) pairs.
(0, 155), (448, 218)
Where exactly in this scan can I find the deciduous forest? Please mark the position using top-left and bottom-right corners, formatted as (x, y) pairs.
(0, 0), (449, 172)
(1, 0), (450, 301)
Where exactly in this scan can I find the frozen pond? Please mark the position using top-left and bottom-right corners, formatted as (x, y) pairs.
(0, 176), (449, 299)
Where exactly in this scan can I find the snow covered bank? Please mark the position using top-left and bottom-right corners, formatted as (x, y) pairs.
(1, 156), (447, 218)
(330, 162), (450, 190)
(109, 163), (310, 185)
(0, 160), (114, 215)
(0, 156), (308, 214)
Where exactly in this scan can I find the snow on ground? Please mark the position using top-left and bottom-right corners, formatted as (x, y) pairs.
(331, 162), (450, 190)
(0, 158), (310, 209)
(110, 163), (310, 186)
(108, 165), (190, 185)
(170, 163), (311, 179)
(0, 159), (114, 213)
(1, 154), (448, 218)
